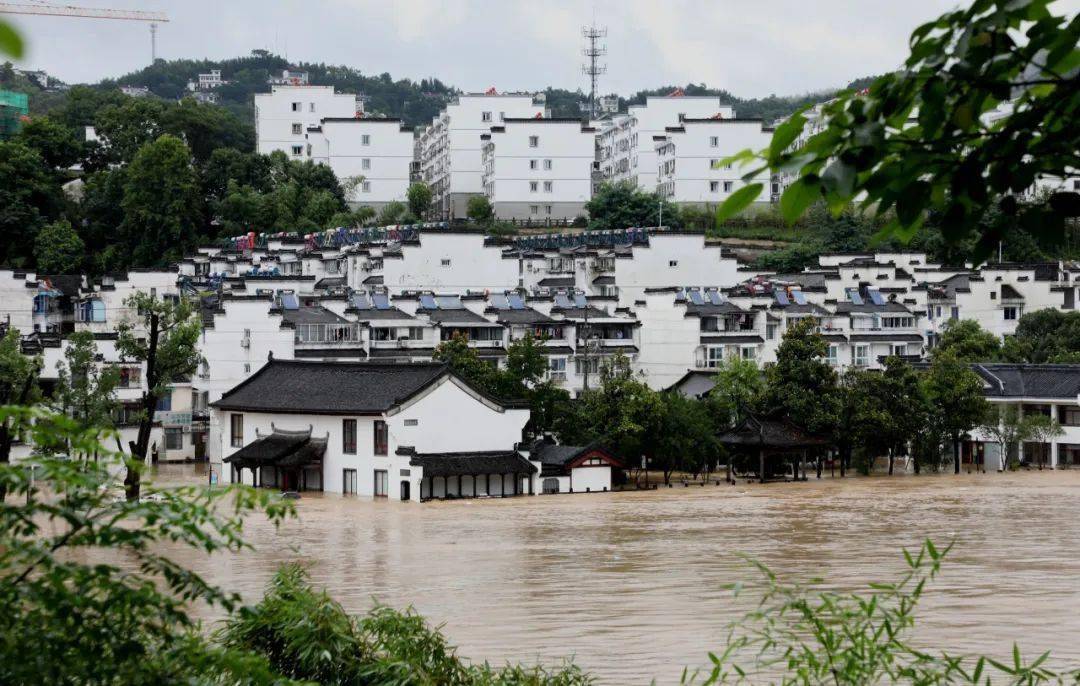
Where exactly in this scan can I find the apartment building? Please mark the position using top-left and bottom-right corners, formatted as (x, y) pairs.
(655, 118), (776, 207)
(306, 118), (414, 207)
(596, 95), (735, 191)
(254, 85), (359, 157)
(417, 93), (547, 219)
(481, 118), (596, 221)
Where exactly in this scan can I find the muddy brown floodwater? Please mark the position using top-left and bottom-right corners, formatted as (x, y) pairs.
(147, 465), (1080, 684)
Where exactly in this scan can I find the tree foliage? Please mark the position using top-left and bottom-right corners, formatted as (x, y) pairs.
(586, 181), (681, 231)
(466, 195), (495, 225)
(1001, 308), (1080, 363)
(33, 219), (85, 275)
(922, 350), (990, 474)
(406, 181), (433, 220)
(934, 318), (1002, 362)
(761, 318), (839, 436)
(717, 0), (1080, 259)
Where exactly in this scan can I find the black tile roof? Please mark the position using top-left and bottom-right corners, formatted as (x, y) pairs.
(401, 448), (537, 476)
(353, 307), (416, 321)
(315, 276), (346, 289)
(421, 309), (502, 325)
(490, 308), (558, 325)
(211, 360), (450, 414)
(1001, 284), (1025, 300)
(834, 301), (913, 314)
(973, 364), (1080, 399)
(718, 415), (831, 448)
(700, 334), (764, 344)
(224, 428), (327, 468)
(281, 306), (350, 325)
(538, 276), (576, 288)
(848, 333), (924, 343)
(294, 347), (367, 358)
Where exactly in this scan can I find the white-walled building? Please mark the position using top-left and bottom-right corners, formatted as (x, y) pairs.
(417, 93), (547, 219)
(480, 118), (596, 221)
(210, 359), (533, 500)
(655, 118), (776, 206)
(254, 85), (359, 158)
(307, 118), (413, 207)
(596, 96), (736, 191)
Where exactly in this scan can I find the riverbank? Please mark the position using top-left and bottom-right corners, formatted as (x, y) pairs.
(145, 465), (1080, 684)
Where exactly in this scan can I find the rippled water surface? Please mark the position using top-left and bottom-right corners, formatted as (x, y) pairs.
(148, 466), (1080, 684)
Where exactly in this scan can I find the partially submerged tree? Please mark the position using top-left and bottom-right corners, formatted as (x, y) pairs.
(116, 293), (202, 501)
(707, 356), (763, 430)
(1026, 412), (1065, 470)
(922, 350), (990, 474)
(979, 404), (1031, 472)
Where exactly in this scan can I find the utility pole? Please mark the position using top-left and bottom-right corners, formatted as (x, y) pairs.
(581, 23), (607, 121)
(150, 22), (157, 62)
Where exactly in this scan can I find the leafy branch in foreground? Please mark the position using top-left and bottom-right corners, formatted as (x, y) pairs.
(716, 0), (1079, 260)
(684, 539), (1074, 685)
(0, 405), (295, 684)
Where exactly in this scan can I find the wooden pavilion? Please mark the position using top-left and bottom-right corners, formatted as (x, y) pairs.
(717, 414), (831, 484)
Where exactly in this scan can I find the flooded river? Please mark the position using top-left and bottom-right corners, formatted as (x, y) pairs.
(150, 466), (1080, 684)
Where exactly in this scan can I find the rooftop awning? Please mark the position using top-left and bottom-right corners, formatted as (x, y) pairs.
(402, 448), (537, 477)
(225, 428), (327, 468)
(718, 414), (831, 449)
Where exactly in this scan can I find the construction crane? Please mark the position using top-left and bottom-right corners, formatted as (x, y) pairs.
(0, 2), (169, 63)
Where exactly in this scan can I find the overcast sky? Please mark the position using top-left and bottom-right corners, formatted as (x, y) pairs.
(8, 0), (1080, 98)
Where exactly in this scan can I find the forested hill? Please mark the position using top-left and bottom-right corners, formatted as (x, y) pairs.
(16, 50), (878, 129)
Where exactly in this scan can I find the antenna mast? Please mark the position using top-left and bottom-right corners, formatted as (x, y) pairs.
(581, 23), (607, 120)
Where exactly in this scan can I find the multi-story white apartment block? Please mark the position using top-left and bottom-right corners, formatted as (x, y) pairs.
(307, 118), (414, 208)
(254, 85), (359, 157)
(596, 96), (736, 192)
(187, 69), (224, 92)
(655, 118), (776, 207)
(480, 118), (596, 221)
(417, 93), (547, 219)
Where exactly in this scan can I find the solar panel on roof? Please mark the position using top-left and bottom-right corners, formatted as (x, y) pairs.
(848, 289), (864, 305)
(868, 289), (885, 305)
(490, 294), (510, 310)
(573, 294), (588, 308)
(775, 290), (790, 306)
(351, 294), (372, 310)
(280, 293), (299, 310)
(372, 293), (391, 310)
(707, 290), (724, 306)
(555, 294), (574, 309)
(508, 293), (526, 310)
(792, 290), (807, 305)
(688, 290), (705, 305)
(435, 295), (463, 310)
(419, 294), (438, 310)
(675, 289), (686, 302)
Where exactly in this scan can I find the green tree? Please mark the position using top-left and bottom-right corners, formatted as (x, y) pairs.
(0, 140), (62, 267)
(377, 200), (409, 225)
(854, 358), (930, 475)
(0, 328), (38, 501)
(1001, 309), (1080, 363)
(432, 332), (500, 396)
(116, 292), (202, 501)
(586, 181), (681, 231)
(79, 167), (129, 273)
(716, 0), (1080, 259)
(656, 391), (721, 482)
(466, 195), (494, 225)
(707, 356), (763, 429)
(33, 219), (85, 274)
(922, 350), (990, 474)
(406, 181), (433, 220)
(52, 331), (120, 451)
(761, 318), (839, 436)
(120, 134), (204, 267)
(1026, 412), (1065, 470)
(979, 404), (1032, 472)
(934, 318), (1001, 362)
(16, 115), (83, 170)
(93, 97), (165, 164)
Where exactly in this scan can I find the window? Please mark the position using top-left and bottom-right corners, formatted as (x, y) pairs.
(951, 306), (960, 320)
(165, 428), (183, 451)
(575, 357), (600, 375)
(155, 395), (172, 412)
(549, 357), (567, 382)
(361, 181), (371, 193)
(709, 136), (719, 147)
(309, 102), (316, 112)
(544, 159), (552, 170)
(243, 363), (251, 374)
(827, 345), (839, 366)
(723, 181), (734, 193)
(361, 158), (370, 170)
(342, 418), (357, 454)
(529, 159), (538, 170)
(668, 260), (678, 267)
(230, 414), (243, 448)
(482, 111), (492, 122)
(706, 346), (724, 368)
(1060, 406), (1080, 426)
(291, 145), (303, 156)
(440, 258), (451, 267)
(740, 346), (756, 361)
(710, 181), (719, 192)
(407, 326), (425, 340)
(361, 134), (370, 146)
(1004, 306), (1019, 320)
(890, 343), (908, 357)
(530, 205), (539, 215)
(118, 366), (141, 388)
(404, 418), (419, 427)
(373, 420), (388, 455)
(291, 102), (301, 112)
(854, 345), (870, 367)
(766, 323), (778, 340)
(529, 135), (539, 147)
(342, 469), (357, 494)
(710, 159), (719, 168)
(529, 181), (538, 192)
(292, 123), (302, 135)
(543, 181), (552, 192)
(373, 470), (388, 497)
(545, 205), (552, 215)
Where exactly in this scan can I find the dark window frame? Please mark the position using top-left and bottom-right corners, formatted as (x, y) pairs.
(230, 414), (243, 448)
(373, 420), (388, 455)
(342, 418), (357, 454)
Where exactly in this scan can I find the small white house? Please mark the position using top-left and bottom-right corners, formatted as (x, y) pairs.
(209, 359), (533, 500)
(525, 440), (624, 495)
